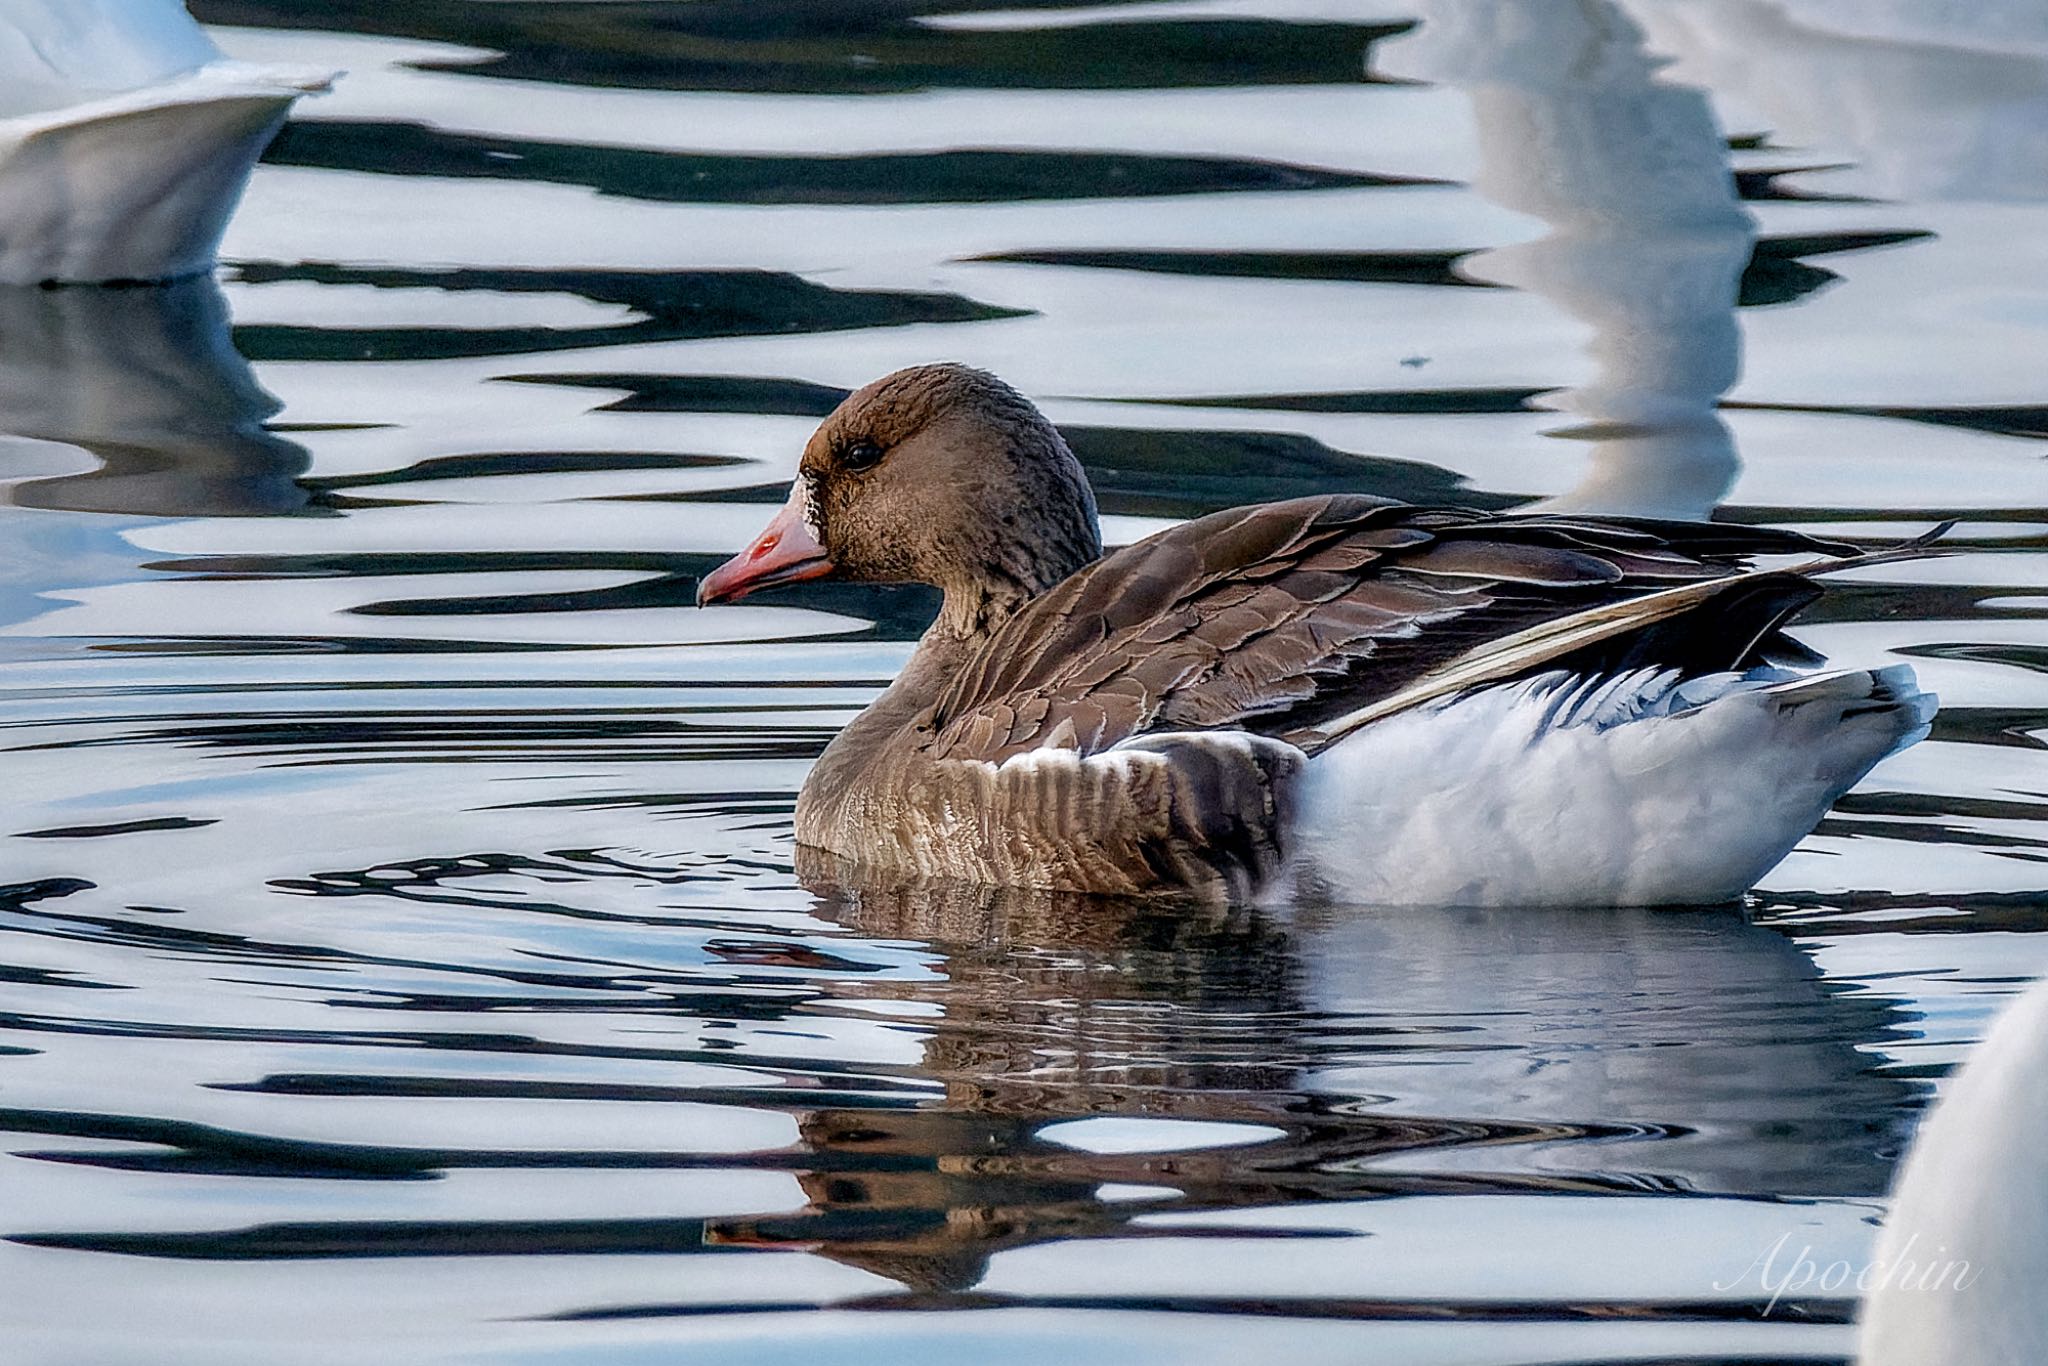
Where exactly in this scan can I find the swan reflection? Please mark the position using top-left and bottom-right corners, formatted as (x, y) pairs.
(1386, 0), (1750, 520)
(0, 277), (308, 517)
(1622, 0), (2048, 203)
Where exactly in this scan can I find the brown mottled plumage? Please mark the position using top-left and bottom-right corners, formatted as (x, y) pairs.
(698, 363), (1862, 899)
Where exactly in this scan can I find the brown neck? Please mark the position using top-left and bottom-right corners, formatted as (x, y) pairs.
(913, 530), (1099, 706)
(933, 578), (1035, 641)
(798, 531), (1099, 833)
(798, 624), (980, 834)
(931, 510), (1102, 642)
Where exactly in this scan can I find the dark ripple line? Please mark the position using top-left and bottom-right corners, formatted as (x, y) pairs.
(266, 120), (1425, 205)
(1757, 889), (2048, 934)
(226, 261), (1025, 364)
(12, 1215), (764, 1260)
(0, 674), (888, 697)
(0, 1010), (938, 1094)
(187, 5), (1414, 97)
(0, 963), (127, 992)
(546, 1288), (1857, 1327)
(0, 878), (94, 909)
(0, 1097), (1705, 1198)
(11, 715), (830, 764)
(209, 1073), (926, 1110)
(0, 1105), (933, 1182)
(3, 703), (845, 733)
(15, 816), (218, 840)
(969, 231), (1930, 308)
(0, 891), (839, 1012)
(10, 1212), (1347, 1262)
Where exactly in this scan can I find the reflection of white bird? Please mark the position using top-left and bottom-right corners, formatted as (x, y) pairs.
(0, 0), (331, 285)
(1620, 0), (2048, 203)
(1860, 978), (2048, 1363)
(1383, 0), (1750, 521)
(0, 278), (308, 516)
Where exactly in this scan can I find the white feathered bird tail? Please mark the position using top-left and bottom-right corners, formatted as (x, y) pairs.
(1288, 663), (1934, 907)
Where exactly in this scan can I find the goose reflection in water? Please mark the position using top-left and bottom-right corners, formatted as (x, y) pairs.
(676, 854), (1913, 1304)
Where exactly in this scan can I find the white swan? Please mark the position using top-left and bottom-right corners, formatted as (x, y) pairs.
(1860, 977), (2048, 1362)
(0, 0), (332, 285)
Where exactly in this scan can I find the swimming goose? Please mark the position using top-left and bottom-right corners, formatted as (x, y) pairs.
(698, 364), (1934, 905)
(0, 0), (332, 285)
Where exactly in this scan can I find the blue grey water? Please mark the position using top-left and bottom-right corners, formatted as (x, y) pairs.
(3, 3), (2047, 1362)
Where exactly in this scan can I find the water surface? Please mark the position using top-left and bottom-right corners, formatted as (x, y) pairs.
(5, 2), (2048, 1362)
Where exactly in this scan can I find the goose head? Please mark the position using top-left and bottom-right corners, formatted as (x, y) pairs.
(697, 364), (1103, 633)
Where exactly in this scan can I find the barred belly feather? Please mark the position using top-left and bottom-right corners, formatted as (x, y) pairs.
(802, 731), (1302, 898)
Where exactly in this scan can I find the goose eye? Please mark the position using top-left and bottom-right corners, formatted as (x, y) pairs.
(841, 440), (886, 472)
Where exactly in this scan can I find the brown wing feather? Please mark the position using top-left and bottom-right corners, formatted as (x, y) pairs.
(923, 496), (1851, 764)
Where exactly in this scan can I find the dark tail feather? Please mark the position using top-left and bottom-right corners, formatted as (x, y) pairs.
(1554, 574), (1821, 678)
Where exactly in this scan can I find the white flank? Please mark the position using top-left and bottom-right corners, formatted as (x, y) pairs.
(1291, 664), (1935, 907)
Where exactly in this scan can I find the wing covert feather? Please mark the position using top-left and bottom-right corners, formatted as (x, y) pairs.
(923, 496), (1848, 762)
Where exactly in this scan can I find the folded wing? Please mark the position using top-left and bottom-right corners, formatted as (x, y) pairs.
(923, 495), (1853, 763)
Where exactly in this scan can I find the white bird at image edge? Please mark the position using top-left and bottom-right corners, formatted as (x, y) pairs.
(0, 0), (333, 285)
(1862, 977), (2048, 1362)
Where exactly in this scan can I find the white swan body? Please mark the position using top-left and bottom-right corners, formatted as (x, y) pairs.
(0, 0), (332, 284)
(1860, 978), (2048, 1363)
(1290, 664), (1934, 906)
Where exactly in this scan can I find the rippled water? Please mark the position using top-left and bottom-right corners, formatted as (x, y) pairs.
(5, 3), (2048, 1362)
